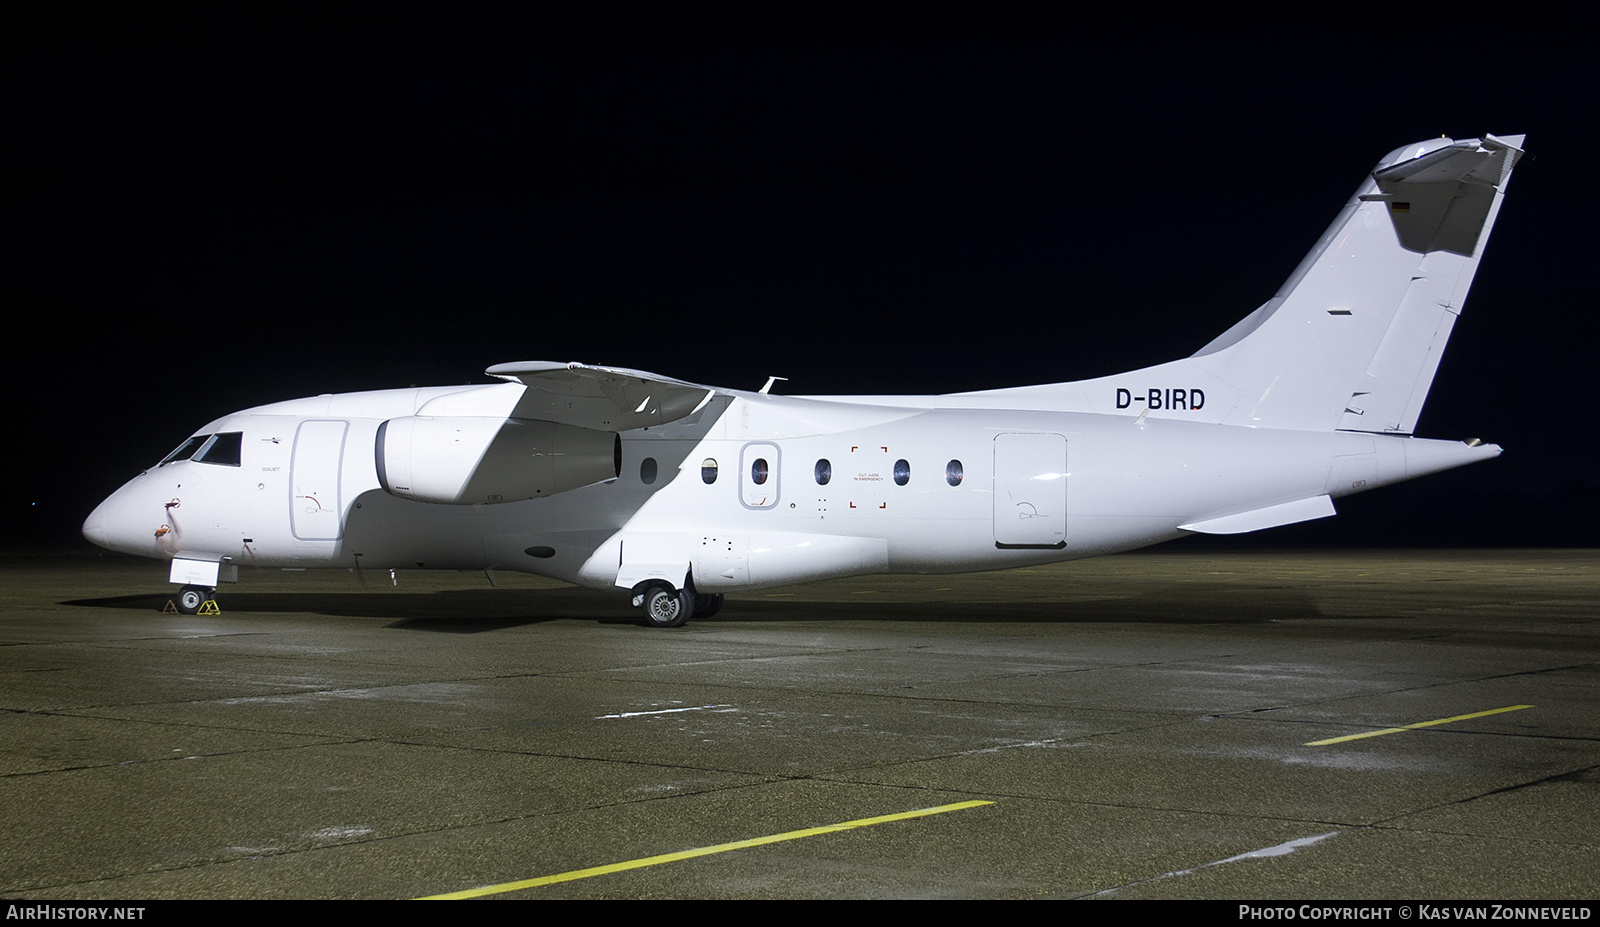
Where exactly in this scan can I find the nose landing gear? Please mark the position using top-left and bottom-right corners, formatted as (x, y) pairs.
(170, 585), (220, 616)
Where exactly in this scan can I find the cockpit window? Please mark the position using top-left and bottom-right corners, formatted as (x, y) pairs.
(194, 432), (242, 466)
(159, 434), (211, 466)
(158, 432), (242, 467)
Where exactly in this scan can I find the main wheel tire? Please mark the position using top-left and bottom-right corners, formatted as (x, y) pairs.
(692, 593), (724, 619)
(640, 584), (692, 628)
(176, 585), (209, 615)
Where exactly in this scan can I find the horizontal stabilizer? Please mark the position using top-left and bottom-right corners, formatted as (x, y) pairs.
(1179, 495), (1335, 535)
(1365, 134), (1523, 256)
(488, 361), (720, 430)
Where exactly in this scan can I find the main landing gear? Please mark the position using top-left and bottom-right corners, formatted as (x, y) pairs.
(634, 581), (724, 628)
(171, 584), (220, 616)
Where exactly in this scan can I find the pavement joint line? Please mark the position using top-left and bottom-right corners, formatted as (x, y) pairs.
(415, 799), (995, 899)
(1372, 761), (1600, 828)
(1304, 705), (1534, 746)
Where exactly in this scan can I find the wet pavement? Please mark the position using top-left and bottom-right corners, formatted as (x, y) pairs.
(2, 550), (1595, 899)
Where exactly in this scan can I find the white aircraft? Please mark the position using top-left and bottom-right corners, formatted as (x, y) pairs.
(84, 134), (1526, 625)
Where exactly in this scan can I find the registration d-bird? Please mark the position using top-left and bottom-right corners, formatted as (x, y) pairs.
(84, 134), (1526, 625)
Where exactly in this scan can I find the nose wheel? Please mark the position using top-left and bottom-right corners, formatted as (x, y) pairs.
(173, 585), (219, 615)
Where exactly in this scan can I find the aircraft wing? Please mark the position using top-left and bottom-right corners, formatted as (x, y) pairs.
(486, 361), (721, 430)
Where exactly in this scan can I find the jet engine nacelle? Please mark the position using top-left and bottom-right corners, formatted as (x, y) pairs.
(376, 416), (620, 505)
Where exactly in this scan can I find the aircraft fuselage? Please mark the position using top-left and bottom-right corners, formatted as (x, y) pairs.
(84, 382), (1490, 594)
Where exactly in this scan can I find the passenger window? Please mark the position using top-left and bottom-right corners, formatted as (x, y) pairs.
(815, 459), (832, 485)
(751, 458), (769, 485)
(946, 459), (964, 487)
(194, 432), (242, 467)
(701, 458), (718, 484)
(640, 457), (658, 485)
(893, 458), (910, 486)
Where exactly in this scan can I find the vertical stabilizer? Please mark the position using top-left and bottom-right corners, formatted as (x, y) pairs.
(1190, 134), (1524, 433)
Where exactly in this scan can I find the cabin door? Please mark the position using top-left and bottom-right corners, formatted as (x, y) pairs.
(290, 420), (349, 540)
(993, 432), (1067, 549)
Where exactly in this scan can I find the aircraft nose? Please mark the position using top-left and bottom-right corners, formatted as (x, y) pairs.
(82, 499), (110, 549)
(82, 482), (158, 557)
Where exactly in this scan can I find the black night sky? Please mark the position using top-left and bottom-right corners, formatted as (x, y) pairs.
(12, 15), (1598, 551)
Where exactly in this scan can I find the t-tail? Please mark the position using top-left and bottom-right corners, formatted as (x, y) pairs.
(1190, 133), (1525, 434)
(999, 134), (1527, 434)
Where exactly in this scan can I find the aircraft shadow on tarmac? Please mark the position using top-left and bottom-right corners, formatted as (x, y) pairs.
(62, 583), (1328, 627)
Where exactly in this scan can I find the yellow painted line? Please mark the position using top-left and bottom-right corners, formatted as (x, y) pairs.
(417, 800), (993, 900)
(1305, 705), (1534, 746)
